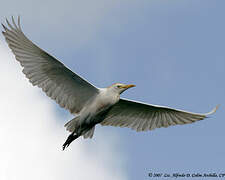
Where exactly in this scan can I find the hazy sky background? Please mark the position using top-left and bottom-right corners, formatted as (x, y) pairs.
(0, 1), (224, 180)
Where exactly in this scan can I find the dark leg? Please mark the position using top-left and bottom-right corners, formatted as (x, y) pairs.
(62, 133), (79, 150)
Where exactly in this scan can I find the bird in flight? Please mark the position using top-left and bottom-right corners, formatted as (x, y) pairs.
(2, 17), (218, 150)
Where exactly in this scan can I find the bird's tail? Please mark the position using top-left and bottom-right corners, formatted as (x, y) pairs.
(83, 126), (95, 139)
(64, 116), (80, 133)
(64, 116), (95, 139)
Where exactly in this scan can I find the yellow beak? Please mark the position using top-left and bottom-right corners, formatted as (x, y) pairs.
(122, 84), (136, 89)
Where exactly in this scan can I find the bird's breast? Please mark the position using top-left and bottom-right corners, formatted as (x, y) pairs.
(78, 91), (119, 125)
(95, 91), (119, 113)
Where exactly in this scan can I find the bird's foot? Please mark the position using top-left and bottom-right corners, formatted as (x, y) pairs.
(62, 133), (79, 151)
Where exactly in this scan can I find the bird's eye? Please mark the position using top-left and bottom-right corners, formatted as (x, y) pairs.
(117, 85), (122, 88)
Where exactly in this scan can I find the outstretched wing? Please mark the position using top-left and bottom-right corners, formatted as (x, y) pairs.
(101, 98), (218, 131)
(2, 17), (99, 114)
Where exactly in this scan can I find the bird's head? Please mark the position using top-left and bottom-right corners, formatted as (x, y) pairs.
(109, 83), (135, 94)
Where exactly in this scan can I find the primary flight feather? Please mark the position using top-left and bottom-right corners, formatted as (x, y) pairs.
(2, 17), (218, 150)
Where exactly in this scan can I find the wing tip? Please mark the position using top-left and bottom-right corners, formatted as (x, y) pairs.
(2, 16), (22, 32)
(206, 104), (220, 116)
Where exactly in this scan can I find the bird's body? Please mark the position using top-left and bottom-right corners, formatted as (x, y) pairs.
(63, 85), (129, 149)
(67, 87), (120, 135)
(2, 17), (218, 150)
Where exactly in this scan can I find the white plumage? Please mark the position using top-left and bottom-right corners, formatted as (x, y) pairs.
(2, 17), (218, 150)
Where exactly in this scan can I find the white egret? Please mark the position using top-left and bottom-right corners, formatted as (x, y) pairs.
(2, 17), (218, 150)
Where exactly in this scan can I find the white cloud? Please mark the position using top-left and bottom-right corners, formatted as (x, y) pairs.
(0, 43), (127, 180)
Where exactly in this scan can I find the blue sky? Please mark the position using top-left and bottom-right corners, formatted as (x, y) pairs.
(0, 1), (224, 179)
